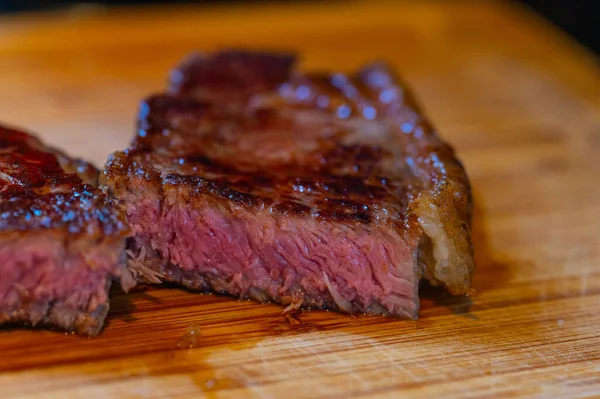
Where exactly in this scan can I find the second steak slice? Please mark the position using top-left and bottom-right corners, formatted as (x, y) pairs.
(102, 51), (475, 318)
(0, 125), (133, 335)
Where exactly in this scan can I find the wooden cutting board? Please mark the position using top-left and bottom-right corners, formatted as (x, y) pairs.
(1, 1), (599, 398)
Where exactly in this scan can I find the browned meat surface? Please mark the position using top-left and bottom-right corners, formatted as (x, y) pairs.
(51, 147), (99, 186)
(0, 125), (133, 336)
(102, 51), (474, 318)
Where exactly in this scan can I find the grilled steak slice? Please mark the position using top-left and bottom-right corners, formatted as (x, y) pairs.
(102, 51), (474, 318)
(0, 125), (133, 336)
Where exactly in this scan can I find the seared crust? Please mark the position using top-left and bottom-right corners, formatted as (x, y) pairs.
(0, 125), (127, 237)
(51, 147), (99, 186)
(103, 50), (474, 295)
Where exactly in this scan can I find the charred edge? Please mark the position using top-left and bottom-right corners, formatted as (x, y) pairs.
(164, 174), (264, 208)
(161, 175), (375, 223)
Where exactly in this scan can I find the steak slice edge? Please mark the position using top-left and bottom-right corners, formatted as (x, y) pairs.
(102, 51), (475, 318)
(0, 125), (133, 335)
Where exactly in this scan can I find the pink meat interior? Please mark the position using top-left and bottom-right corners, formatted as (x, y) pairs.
(127, 197), (420, 318)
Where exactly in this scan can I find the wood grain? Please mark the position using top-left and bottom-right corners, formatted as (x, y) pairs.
(1, 1), (599, 397)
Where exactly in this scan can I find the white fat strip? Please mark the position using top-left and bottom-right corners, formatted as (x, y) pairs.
(416, 203), (451, 277)
(322, 271), (353, 313)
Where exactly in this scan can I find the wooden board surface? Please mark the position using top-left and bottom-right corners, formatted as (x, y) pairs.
(1, 1), (600, 397)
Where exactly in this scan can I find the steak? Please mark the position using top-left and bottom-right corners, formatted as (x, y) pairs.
(0, 125), (133, 335)
(102, 51), (474, 318)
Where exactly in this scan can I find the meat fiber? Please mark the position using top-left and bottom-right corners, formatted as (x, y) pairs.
(102, 51), (474, 318)
(0, 125), (133, 335)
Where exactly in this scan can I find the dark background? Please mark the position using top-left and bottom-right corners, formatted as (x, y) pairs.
(0, 0), (598, 55)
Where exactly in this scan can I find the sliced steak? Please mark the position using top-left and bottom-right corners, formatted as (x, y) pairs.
(102, 51), (474, 318)
(0, 125), (133, 335)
